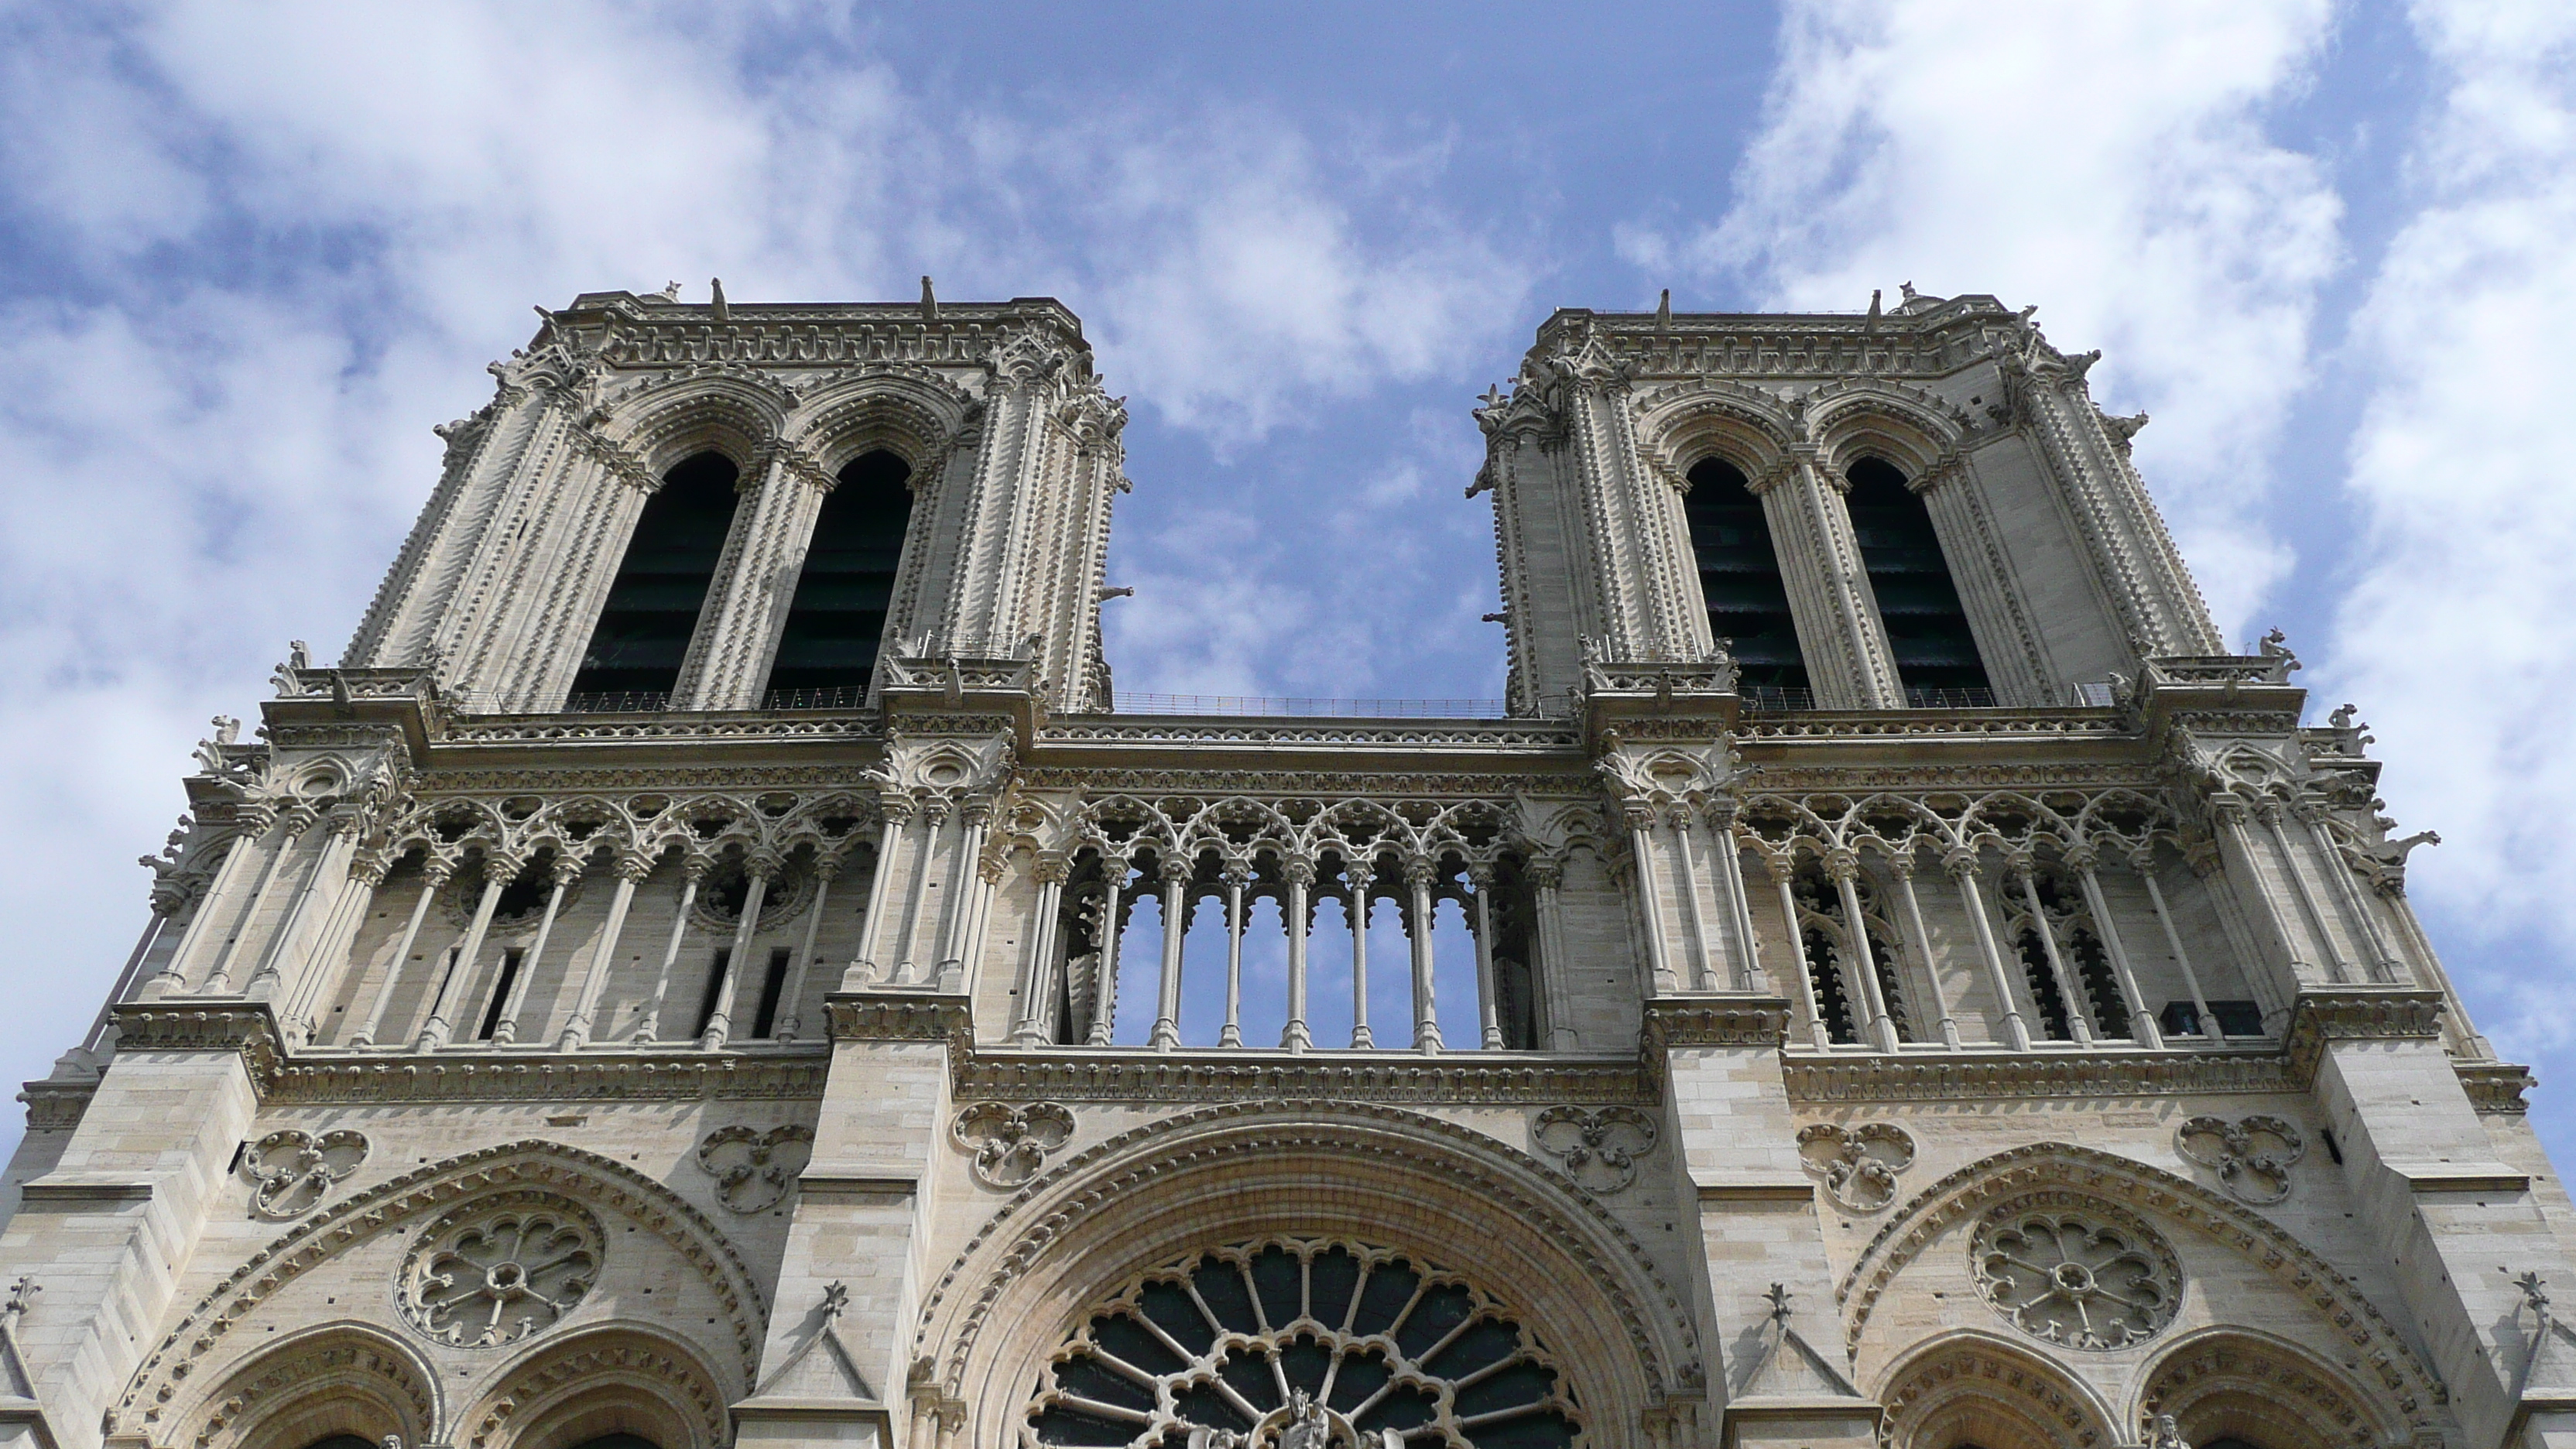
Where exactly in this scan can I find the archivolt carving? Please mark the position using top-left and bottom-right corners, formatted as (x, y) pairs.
(1627, 377), (1799, 490)
(911, 1100), (1702, 1411)
(240, 1128), (368, 1219)
(694, 1124), (815, 1214)
(1735, 787), (2178, 867)
(594, 373), (790, 478)
(2136, 1327), (2403, 1449)
(459, 1325), (731, 1449)
(787, 364), (979, 478)
(1835, 1143), (2443, 1426)
(952, 1101), (1076, 1189)
(113, 1139), (771, 1434)
(1874, 1334), (2112, 1449)
(179, 1323), (437, 1449)
(370, 786), (881, 882)
(2174, 1115), (2304, 1206)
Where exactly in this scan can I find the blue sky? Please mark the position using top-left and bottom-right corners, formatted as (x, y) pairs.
(2, 2), (2574, 1159)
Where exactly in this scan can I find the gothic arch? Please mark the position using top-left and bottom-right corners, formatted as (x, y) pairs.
(2134, 1327), (2409, 1449)
(912, 1100), (1703, 1447)
(1875, 1331), (2116, 1449)
(601, 375), (791, 481)
(172, 1321), (438, 1449)
(789, 365), (980, 481)
(1805, 385), (1969, 486)
(1629, 379), (1800, 492)
(455, 1324), (731, 1449)
(1834, 1142), (2441, 1432)
(114, 1140), (771, 1437)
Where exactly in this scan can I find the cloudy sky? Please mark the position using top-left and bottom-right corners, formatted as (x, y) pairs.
(2, 2), (2573, 1157)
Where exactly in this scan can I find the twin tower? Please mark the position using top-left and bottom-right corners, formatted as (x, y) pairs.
(0, 286), (2567, 1449)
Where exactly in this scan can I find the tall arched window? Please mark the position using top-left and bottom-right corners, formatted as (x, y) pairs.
(764, 450), (914, 705)
(1684, 457), (1807, 699)
(1844, 457), (1992, 704)
(568, 451), (742, 707)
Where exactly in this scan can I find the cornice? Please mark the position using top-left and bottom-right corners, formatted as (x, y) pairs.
(827, 991), (975, 1043)
(15, 1078), (95, 1132)
(264, 1049), (830, 1104)
(1641, 997), (1794, 1050)
(957, 1050), (1653, 1105)
(1012, 767), (1597, 798)
(2282, 988), (2447, 1083)
(1781, 1050), (2294, 1103)
(441, 712), (883, 745)
(1036, 718), (1581, 750)
(1735, 710), (2124, 743)
(2457, 1061), (2534, 1115)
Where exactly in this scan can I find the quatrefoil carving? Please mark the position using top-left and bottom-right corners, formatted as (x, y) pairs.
(1531, 1106), (1658, 1194)
(2176, 1115), (2305, 1204)
(953, 1101), (1075, 1188)
(1797, 1122), (1916, 1213)
(240, 1129), (368, 1219)
(695, 1124), (815, 1214)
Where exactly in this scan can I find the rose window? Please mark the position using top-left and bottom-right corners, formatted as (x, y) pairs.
(398, 1193), (602, 1348)
(1971, 1200), (2180, 1351)
(1026, 1238), (1581, 1449)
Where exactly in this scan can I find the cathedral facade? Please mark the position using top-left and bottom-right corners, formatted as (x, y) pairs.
(2, 286), (2569, 1449)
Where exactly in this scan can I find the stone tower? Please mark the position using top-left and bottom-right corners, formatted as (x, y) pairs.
(2, 286), (2569, 1449)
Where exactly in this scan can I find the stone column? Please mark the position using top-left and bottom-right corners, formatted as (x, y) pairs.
(1528, 858), (1577, 1050)
(1887, 853), (1958, 1048)
(560, 851), (650, 1048)
(891, 803), (947, 985)
(1766, 858), (1829, 1050)
(2067, 846), (2158, 1046)
(1669, 814), (1719, 992)
(1348, 865), (1375, 1050)
(419, 852), (513, 1050)
(1010, 856), (1067, 1046)
(203, 807), (313, 995)
(675, 447), (834, 711)
(151, 817), (266, 997)
(778, 853), (840, 1041)
(1708, 812), (1764, 993)
(2298, 801), (2403, 984)
(1221, 867), (1248, 1049)
(351, 855), (452, 1048)
(1149, 857), (1188, 1052)
(1624, 807), (1677, 992)
(494, 851), (583, 1044)
(245, 810), (356, 999)
(1279, 863), (1314, 1052)
(1087, 861), (1127, 1046)
(848, 803), (911, 985)
(2008, 856), (2093, 1046)
(637, 854), (711, 1043)
(1945, 849), (2030, 1050)
(701, 855), (776, 1049)
(933, 804), (991, 989)
(2130, 846), (2225, 1044)
(276, 831), (380, 1046)
(1746, 456), (1905, 710)
(1826, 853), (1897, 1050)
(1404, 858), (1443, 1053)
(2261, 801), (2355, 983)
(1469, 865), (1503, 1050)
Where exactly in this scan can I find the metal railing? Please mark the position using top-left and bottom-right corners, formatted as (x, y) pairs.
(1903, 686), (1999, 709)
(764, 686), (870, 711)
(560, 690), (672, 713)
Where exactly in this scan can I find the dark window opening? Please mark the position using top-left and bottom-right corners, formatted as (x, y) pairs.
(749, 947), (793, 1038)
(302, 1437), (379, 1449)
(567, 1437), (663, 1449)
(2013, 928), (2076, 1040)
(1869, 927), (1914, 1042)
(1844, 457), (1992, 700)
(569, 451), (742, 704)
(1801, 926), (1861, 1045)
(474, 948), (524, 1040)
(765, 449), (914, 704)
(2067, 928), (2130, 1038)
(1684, 457), (1807, 693)
(693, 948), (733, 1038)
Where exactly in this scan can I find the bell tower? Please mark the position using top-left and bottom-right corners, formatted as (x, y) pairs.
(344, 288), (1130, 714)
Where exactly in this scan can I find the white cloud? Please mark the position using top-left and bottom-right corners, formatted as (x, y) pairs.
(1649, 0), (2341, 634)
(2314, 1), (2576, 1054)
(0, 2), (1530, 1141)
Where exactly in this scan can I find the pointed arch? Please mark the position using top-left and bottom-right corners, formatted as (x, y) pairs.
(1875, 1331), (2116, 1449)
(598, 374), (791, 480)
(456, 1324), (731, 1449)
(909, 1100), (1703, 1449)
(115, 1140), (771, 1439)
(788, 365), (980, 485)
(567, 449), (744, 703)
(173, 1321), (438, 1449)
(2135, 1327), (2410, 1449)
(1837, 1142), (2442, 1434)
(1629, 378), (1801, 489)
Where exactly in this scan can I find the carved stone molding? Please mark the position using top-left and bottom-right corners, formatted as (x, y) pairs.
(1642, 997), (1794, 1052)
(241, 1129), (368, 1219)
(1797, 1122), (1914, 1213)
(1878, 1341), (2106, 1449)
(2283, 989), (2446, 1084)
(17, 1079), (94, 1132)
(264, 1050), (829, 1105)
(185, 1331), (436, 1449)
(1783, 1051), (2293, 1103)
(827, 992), (973, 1044)
(1531, 1105), (1658, 1194)
(951, 1101), (1075, 1188)
(694, 1124), (816, 1213)
(397, 1190), (603, 1348)
(2174, 1115), (2304, 1206)
(2458, 1061), (2534, 1115)
(957, 1050), (1652, 1105)
(461, 1330), (731, 1449)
